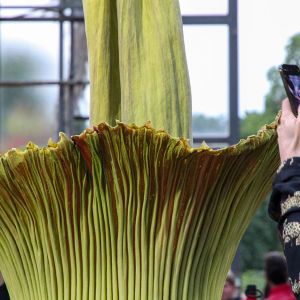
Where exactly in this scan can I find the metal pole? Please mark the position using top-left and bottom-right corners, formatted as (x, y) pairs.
(68, 8), (75, 135)
(0, 3), (3, 150)
(0, 2), (238, 146)
(0, 16), (84, 22)
(182, 1), (239, 145)
(182, 15), (230, 25)
(0, 80), (89, 87)
(228, 0), (239, 144)
(0, 5), (83, 9)
(58, 1), (65, 133)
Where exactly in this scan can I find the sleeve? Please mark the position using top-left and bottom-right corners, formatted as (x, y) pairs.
(269, 157), (300, 298)
(269, 157), (300, 223)
(0, 283), (9, 300)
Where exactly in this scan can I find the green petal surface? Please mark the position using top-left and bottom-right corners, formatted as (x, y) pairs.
(83, 0), (191, 138)
(0, 121), (279, 299)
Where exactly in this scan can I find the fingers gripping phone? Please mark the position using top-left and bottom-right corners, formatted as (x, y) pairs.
(279, 64), (300, 116)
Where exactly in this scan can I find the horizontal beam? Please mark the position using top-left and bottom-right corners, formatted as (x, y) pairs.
(0, 5), (83, 9)
(0, 80), (89, 87)
(0, 14), (231, 24)
(0, 16), (84, 21)
(182, 15), (231, 25)
(193, 137), (233, 144)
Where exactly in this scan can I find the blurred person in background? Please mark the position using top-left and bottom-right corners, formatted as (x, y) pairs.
(264, 251), (295, 300)
(222, 270), (244, 300)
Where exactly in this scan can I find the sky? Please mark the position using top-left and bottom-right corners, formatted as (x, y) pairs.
(180, 0), (300, 117)
(1, 0), (300, 119)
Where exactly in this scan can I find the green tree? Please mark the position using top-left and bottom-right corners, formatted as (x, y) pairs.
(241, 33), (300, 139)
(239, 33), (300, 272)
(239, 199), (281, 271)
(192, 113), (227, 136)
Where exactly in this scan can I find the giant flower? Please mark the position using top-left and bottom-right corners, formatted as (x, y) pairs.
(0, 0), (279, 299)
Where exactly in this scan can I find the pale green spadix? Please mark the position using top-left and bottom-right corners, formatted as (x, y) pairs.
(83, 0), (191, 138)
(0, 0), (280, 299)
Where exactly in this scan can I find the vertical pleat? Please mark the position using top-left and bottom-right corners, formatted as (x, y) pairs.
(83, 0), (191, 139)
(0, 122), (278, 300)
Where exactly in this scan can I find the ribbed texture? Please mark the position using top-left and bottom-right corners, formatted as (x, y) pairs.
(0, 121), (279, 300)
(83, 0), (192, 139)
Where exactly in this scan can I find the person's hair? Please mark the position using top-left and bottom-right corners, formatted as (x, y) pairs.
(226, 270), (236, 286)
(265, 251), (288, 285)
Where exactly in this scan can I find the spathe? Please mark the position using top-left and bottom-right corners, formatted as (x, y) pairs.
(0, 120), (278, 299)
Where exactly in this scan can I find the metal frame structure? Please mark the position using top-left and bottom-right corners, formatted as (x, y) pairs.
(184, 0), (239, 145)
(0, 0), (238, 144)
(0, 1), (89, 137)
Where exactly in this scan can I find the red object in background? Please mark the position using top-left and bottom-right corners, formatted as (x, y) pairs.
(267, 284), (296, 300)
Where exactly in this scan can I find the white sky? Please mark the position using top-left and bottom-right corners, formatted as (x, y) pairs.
(2, 0), (300, 118)
(180, 0), (300, 117)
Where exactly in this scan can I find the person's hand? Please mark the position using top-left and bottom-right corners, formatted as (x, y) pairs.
(277, 98), (300, 162)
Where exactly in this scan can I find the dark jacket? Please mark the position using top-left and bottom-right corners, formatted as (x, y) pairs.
(0, 284), (9, 300)
(269, 157), (300, 300)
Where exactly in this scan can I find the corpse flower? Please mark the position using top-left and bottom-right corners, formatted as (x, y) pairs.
(0, 0), (279, 299)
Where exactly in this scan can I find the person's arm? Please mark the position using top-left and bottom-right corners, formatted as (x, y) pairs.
(269, 98), (300, 299)
(270, 157), (300, 297)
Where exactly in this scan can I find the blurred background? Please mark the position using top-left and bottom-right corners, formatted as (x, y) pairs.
(0, 0), (299, 293)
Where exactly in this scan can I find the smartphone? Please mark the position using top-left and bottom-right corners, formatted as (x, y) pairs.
(278, 64), (300, 116)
